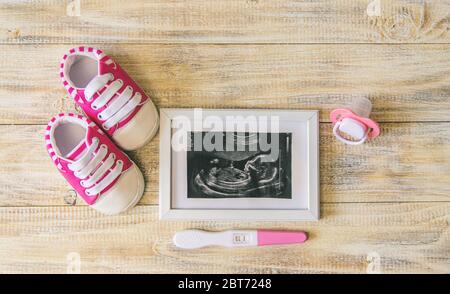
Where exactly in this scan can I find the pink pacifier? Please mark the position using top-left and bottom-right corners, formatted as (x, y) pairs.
(330, 97), (380, 145)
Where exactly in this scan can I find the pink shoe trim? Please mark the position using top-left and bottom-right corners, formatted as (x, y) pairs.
(59, 46), (111, 99)
(45, 113), (93, 171)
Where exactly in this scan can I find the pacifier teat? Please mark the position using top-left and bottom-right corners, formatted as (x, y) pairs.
(348, 97), (372, 118)
(330, 97), (380, 145)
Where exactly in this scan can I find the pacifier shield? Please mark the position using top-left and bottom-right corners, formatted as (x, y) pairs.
(330, 108), (380, 139)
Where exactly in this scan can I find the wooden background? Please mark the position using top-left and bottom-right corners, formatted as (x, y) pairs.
(0, 0), (449, 273)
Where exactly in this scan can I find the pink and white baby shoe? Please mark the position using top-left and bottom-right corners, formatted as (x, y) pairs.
(59, 46), (159, 150)
(45, 113), (145, 215)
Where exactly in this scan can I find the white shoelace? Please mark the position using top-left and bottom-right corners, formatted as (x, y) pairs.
(68, 137), (123, 196)
(84, 73), (142, 130)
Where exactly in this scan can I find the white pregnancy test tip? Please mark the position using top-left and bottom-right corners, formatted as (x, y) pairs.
(173, 230), (200, 249)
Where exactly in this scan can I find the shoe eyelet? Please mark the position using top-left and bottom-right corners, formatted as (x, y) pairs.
(92, 104), (98, 110)
(100, 144), (107, 150)
(102, 124), (109, 130)
(111, 153), (116, 160)
(97, 113), (103, 120)
(80, 180), (85, 187)
(117, 79), (123, 85)
(117, 160), (123, 165)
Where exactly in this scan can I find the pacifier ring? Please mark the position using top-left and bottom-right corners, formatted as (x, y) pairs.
(332, 121), (368, 146)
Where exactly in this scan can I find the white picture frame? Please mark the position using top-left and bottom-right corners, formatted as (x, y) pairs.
(159, 108), (319, 221)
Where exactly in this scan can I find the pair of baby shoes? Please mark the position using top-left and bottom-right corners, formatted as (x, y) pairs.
(45, 47), (159, 215)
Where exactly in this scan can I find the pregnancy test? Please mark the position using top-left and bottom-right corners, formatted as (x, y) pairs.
(173, 229), (308, 249)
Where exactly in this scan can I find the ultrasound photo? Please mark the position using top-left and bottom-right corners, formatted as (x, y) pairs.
(187, 132), (292, 199)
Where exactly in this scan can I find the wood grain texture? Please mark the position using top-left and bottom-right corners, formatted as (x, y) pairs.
(0, 0), (449, 44)
(0, 203), (448, 274)
(1, 123), (449, 207)
(1, 44), (450, 124)
(1, 0), (449, 275)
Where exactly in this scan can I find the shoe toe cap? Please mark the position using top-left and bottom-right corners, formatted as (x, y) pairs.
(91, 163), (144, 215)
(112, 101), (159, 151)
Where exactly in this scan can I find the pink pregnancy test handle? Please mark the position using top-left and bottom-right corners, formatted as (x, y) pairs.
(257, 230), (308, 246)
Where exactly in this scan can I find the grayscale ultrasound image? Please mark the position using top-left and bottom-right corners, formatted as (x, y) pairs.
(187, 132), (292, 199)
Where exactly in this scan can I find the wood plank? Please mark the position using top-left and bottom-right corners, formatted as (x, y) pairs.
(1, 0), (449, 44)
(0, 123), (449, 207)
(0, 44), (449, 124)
(0, 203), (448, 273)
